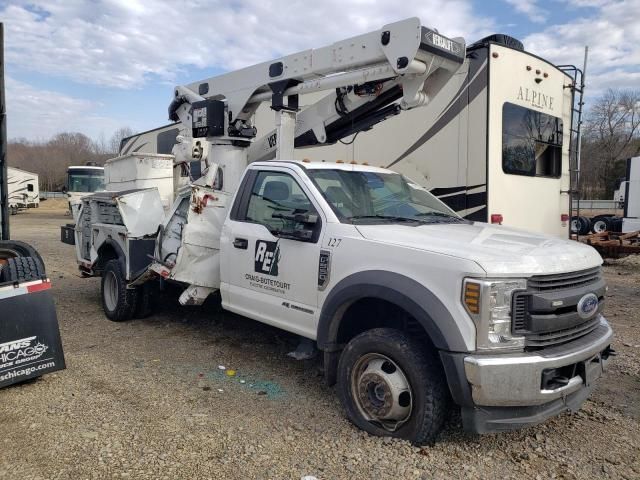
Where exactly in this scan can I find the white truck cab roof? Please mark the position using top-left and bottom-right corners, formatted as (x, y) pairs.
(250, 160), (393, 174)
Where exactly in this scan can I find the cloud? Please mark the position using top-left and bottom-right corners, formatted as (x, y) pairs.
(522, 0), (640, 97)
(503, 0), (547, 23)
(5, 76), (120, 140)
(1, 0), (495, 89)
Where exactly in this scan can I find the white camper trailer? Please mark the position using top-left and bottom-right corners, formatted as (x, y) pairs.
(7, 166), (39, 213)
(252, 34), (577, 237)
(119, 35), (580, 237)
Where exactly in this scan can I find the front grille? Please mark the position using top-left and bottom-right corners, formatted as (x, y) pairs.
(527, 267), (601, 291)
(523, 316), (600, 348)
(513, 267), (605, 350)
(513, 294), (527, 331)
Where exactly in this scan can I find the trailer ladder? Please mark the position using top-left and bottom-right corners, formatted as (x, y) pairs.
(559, 46), (588, 239)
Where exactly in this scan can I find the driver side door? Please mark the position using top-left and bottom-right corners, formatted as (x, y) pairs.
(221, 168), (325, 339)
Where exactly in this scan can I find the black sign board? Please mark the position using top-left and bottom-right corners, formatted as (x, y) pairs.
(0, 286), (65, 388)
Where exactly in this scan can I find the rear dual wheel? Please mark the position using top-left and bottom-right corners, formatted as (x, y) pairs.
(570, 216), (591, 235)
(101, 260), (153, 321)
(591, 215), (613, 234)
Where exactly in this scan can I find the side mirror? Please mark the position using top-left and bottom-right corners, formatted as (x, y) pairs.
(272, 212), (318, 224)
(271, 211), (319, 242)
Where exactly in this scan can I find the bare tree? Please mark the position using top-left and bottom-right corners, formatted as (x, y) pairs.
(109, 126), (135, 155)
(8, 132), (108, 191)
(580, 89), (640, 199)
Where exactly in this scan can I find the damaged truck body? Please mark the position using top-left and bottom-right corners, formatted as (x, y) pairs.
(64, 18), (612, 443)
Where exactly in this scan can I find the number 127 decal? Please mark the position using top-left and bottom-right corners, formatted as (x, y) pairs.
(327, 237), (342, 247)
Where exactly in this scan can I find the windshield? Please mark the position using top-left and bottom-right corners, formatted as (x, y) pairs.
(307, 169), (463, 224)
(68, 170), (104, 193)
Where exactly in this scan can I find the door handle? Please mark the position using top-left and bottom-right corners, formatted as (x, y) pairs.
(233, 238), (248, 249)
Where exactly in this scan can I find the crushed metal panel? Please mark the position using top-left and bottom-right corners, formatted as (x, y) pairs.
(168, 185), (231, 289)
(115, 189), (165, 238)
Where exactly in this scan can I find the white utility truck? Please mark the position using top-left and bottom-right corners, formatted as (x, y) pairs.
(7, 166), (39, 214)
(68, 18), (613, 444)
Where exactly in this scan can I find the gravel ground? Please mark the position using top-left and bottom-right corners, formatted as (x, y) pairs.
(1, 207), (639, 480)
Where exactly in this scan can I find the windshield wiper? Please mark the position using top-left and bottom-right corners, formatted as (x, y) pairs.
(416, 212), (465, 223)
(414, 211), (464, 221)
(349, 215), (426, 224)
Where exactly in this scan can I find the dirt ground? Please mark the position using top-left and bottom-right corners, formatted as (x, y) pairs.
(1, 207), (639, 480)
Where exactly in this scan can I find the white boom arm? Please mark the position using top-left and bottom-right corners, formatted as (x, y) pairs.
(154, 16), (466, 305)
(169, 17), (465, 169)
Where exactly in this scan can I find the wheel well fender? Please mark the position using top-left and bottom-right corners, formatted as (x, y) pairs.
(96, 239), (126, 274)
(317, 271), (467, 352)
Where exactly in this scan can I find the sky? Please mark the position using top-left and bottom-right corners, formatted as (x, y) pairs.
(0, 0), (638, 141)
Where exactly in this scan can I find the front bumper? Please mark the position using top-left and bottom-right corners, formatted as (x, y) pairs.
(440, 316), (613, 433)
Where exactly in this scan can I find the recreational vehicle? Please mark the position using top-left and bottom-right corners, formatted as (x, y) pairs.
(119, 34), (579, 237)
(65, 165), (105, 219)
(7, 166), (39, 214)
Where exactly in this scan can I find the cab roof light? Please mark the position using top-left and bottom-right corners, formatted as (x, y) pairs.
(336, 160), (344, 164)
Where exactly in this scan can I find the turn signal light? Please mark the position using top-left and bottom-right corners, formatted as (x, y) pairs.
(463, 281), (481, 315)
(561, 214), (570, 222)
(490, 214), (503, 225)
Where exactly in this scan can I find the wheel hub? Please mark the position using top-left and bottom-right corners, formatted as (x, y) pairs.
(351, 355), (412, 431)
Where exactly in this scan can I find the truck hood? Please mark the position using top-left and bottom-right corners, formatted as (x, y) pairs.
(355, 222), (602, 275)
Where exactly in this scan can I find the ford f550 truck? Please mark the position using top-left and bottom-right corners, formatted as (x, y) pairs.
(66, 18), (613, 443)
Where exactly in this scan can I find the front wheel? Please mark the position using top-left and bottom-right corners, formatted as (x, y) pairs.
(337, 328), (448, 445)
(101, 259), (137, 322)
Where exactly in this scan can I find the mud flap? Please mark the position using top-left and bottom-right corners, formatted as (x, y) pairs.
(0, 282), (66, 388)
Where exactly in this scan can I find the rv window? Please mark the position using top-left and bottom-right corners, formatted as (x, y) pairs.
(502, 103), (562, 178)
(27, 184), (34, 192)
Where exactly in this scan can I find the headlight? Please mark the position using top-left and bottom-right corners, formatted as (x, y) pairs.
(462, 278), (527, 350)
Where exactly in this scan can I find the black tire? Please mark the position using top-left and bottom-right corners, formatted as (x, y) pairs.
(611, 217), (623, 233)
(0, 240), (46, 273)
(0, 256), (45, 283)
(101, 259), (137, 322)
(591, 216), (613, 234)
(337, 328), (448, 445)
(570, 216), (591, 235)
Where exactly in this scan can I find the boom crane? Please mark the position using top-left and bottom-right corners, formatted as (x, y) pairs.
(72, 16), (467, 307)
(167, 17), (464, 191)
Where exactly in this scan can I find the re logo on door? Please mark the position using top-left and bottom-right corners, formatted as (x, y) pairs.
(255, 240), (281, 276)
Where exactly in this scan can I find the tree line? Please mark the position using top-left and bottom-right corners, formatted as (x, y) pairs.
(6, 89), (640, 198)
(7, 127), (134, 191)
(578, 89), (640, 199)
